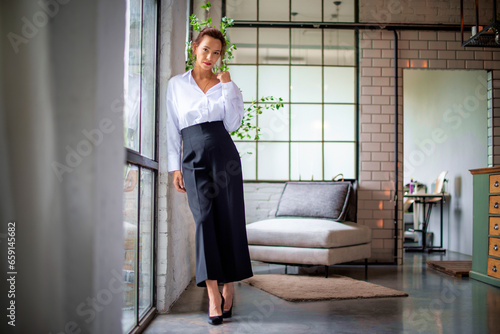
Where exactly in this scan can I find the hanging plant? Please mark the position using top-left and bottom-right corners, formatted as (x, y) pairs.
(185, 1), (284, 144)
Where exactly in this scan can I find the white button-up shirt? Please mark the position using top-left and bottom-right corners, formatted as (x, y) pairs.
(166, 69), (244, 172)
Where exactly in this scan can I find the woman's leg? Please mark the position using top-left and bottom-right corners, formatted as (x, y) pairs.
(206, 280), (222, 317)
(222, 282), (234, 311)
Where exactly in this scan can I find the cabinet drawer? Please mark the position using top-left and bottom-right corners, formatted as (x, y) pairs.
(488, 258), (500, 279)
(489, 237), (500, 257)
(490, 174), (500, 193)
(491, 217), (500, 236)
(489, 196), (500, 214)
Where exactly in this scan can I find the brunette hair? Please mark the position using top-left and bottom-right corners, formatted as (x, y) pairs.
(193, 27), (227, 56)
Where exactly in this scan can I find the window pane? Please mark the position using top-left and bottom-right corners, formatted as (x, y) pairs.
(258, 66), (289, 102)
(230, 66), (257, 102)
(291, 66), (322, 102)
(139, 168), (154, 318)
(258, 143), (289, 180)
(324, 0), (355, 22)
(290, 104), (322, 141)
(140, 0), (157, 159)
(324, 104), (355, 141)
(291, 29), (322, 65)
(291, 0), (321, 21)
(231, 103), (257, 141)
(324, 30), (355, 66)
(123, 164), (139, 333)
(259, 28), (290, 64)
(324, 67), (355, 103)
(227, 0), (257, 20)
(291, 143), (322, 180)
(228, 28), (257, 64)
(260, 0), (289, 21)
(124, 0), (142, 152)
(258, 104), (289, 141)
(235, 142), (256, 180)
(324, 142), (355, 179)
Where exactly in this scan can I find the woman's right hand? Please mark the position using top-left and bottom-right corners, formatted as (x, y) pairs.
(173, 170), (186, 193)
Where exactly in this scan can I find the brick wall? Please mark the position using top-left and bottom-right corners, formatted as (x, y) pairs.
(360, 0), (496, 25)
(359, 28), (500, 264)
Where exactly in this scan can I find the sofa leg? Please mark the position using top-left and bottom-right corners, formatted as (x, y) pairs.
(364, 258), (368, 280)
(285, 265), (287, 275)
(325, 265), (329, 278)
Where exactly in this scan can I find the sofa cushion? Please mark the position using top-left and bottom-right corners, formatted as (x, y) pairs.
(275, 182), (351, 221)
(246, 218), (372, 248)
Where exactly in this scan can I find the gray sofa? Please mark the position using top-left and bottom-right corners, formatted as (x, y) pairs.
(246, 180), (372, 278)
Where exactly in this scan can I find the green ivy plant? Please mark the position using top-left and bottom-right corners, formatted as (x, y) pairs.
(186, 1), (284, 144)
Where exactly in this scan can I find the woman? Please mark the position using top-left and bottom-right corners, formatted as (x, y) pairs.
(166, 27), (253, 325)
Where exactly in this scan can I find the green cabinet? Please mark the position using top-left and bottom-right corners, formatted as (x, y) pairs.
(470, 167), (500, 288)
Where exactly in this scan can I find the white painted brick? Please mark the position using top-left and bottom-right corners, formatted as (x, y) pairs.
(372, 114), (390, 123)
(438, 50), (455, 59)
(360, 134), (371, 143)
(372, 133), (390, 142)
(466, 60), (484, 69)
(362, 161), (381, 171)
(445, 41), (462, 51)
(372, 77), (390, 86)
(400, 31), (419, 40)
(372, 58), (391, 67)
(362, 86), (381, 95)
(362, 123), (381, 133)
(372, 40), (391, 49)
(362, 142), (381, 152)
(419, 31), (437, 41)
(401, 49), (419, 58)
(410, 40), (428, 49)
(428, 41), (447, 50)
(372, 96), (391, 105)
(456, 50), (474, 60)
(447, 60), (465, 68)
(429, 59), (447, 68)
(372, 152), (390, 162)
(475, 51), (493, 60)
(363, 49), (382, 58)
(381, 67), (395, 77)
(485, 61), (500, 70)
(437, 31), (456, 41)
(362, 105), (381, 114)
(362, 67), (382, 77)
(382, 49), (394, 58)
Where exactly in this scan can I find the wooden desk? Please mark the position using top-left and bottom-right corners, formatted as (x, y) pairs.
(404, 193), (448, 253)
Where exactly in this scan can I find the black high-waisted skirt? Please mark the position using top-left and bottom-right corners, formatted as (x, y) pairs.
(181, 121), (253, 287)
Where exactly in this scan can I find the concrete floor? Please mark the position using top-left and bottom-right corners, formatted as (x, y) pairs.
(144, 251), (500, 334)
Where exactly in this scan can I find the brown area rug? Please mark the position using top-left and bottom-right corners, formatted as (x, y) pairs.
(242, 274), (408, 302)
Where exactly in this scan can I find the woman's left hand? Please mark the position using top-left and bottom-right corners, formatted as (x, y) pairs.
(217, 71), (231, 83)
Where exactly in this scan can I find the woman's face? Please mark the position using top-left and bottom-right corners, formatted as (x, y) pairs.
(193, 35), (222, 71)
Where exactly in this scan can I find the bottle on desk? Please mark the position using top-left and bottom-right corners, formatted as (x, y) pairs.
(409, 178), (415, 194)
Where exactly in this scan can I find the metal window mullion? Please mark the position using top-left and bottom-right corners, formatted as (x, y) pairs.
(255, 27), (259, 180)
(288, 27), (292, 181)
(321, 28), (325, 181)
(355, 27), (359, 180)
(135, 165), (141, 327)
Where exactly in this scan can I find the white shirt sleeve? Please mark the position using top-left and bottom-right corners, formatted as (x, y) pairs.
(166, 79), (182, 172)
(221, 81), (245, 133)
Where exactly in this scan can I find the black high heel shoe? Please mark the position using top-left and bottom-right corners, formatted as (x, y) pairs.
(223, 294), (233, 318)
(207, 293), (224, 326)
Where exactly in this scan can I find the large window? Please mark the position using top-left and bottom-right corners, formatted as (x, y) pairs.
(227, 0), (357, 181)
(122, 0), (158, 332)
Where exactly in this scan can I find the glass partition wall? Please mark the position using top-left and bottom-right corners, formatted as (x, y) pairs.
(226, 0), (358, 181)
(123, 0), (158, 332)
